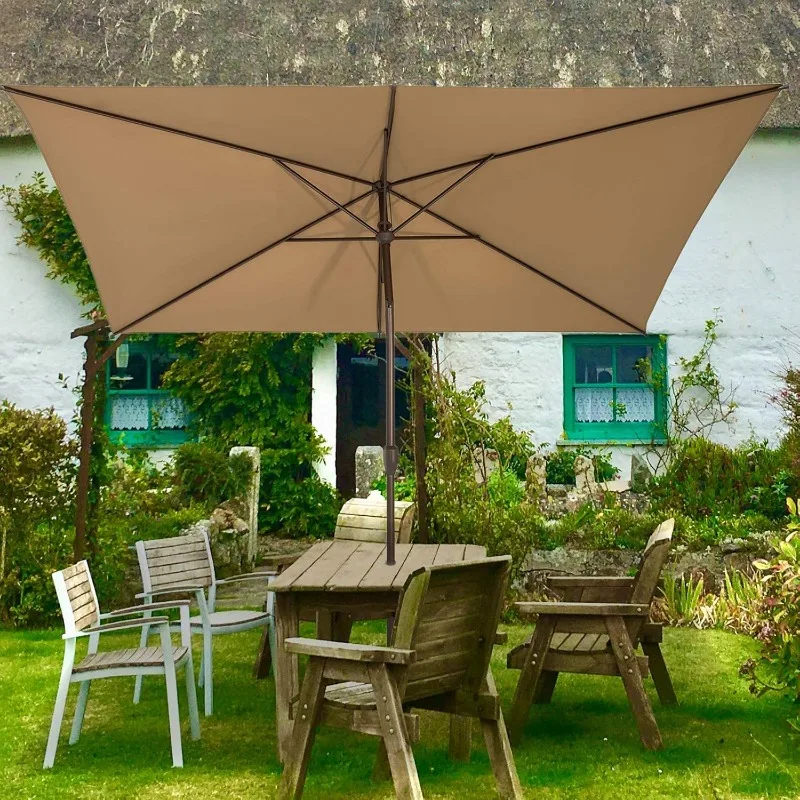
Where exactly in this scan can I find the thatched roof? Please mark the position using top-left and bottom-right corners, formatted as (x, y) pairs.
(1, 1), (797, 137)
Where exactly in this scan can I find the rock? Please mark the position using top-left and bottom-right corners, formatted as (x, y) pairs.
(630, 454), (653, 493)
(210, 505), (249, 535)
(525, 454), (547, 502)
(355, 445), (384, 498)
(229, 445), (261, 565)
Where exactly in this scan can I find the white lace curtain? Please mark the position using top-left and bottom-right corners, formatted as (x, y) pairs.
(109, 395), (187, 430)
(575, 387), (654, 423)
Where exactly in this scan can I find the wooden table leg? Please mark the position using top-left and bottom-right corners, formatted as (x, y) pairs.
(275, 593), (299, 763)
(449, 715), (472, 762)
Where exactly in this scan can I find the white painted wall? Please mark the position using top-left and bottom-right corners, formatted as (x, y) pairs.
(439, 132), (800, 479)
(311, 337), (337, 485)
(0, 137), (86, 426)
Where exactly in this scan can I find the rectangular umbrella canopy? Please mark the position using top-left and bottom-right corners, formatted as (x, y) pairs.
(4, 83), (781, 563)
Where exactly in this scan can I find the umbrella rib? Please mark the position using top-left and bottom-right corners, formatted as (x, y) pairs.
(274, 159), (378, 234)
(380, 86), (398, 185)
(391, 83), (783, 187)
(2, 84), (375, 187)
(389, 187), (645, 334)
(115, 187), (376, 333)
(392, 154), (494, 234)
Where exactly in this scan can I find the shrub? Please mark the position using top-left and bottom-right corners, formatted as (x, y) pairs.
(172, 441), (253, 508)
(651, 438), (795, 520)
(0, 403), (78, 625)
(545, 446), (617, 485)
(740, 504), (800, 730)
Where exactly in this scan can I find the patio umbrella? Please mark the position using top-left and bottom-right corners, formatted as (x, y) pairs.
(4, 83), (781, 564)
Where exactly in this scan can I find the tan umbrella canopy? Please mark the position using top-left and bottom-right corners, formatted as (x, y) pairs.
(4, 82), (781, 562)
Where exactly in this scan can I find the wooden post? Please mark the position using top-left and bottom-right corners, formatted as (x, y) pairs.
(73, 329), (98, 562)
(71, 319), (127, 562)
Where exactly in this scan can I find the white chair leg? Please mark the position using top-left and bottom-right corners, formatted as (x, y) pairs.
(203, 632), (213, 716)
(44, 640), (75, 769)
(184, 653), (201, 741)
(68, 680), (91, 745)
(160, 627), (184, 768)
(133, 620), (151, 704)
(198, 649), (204, 688)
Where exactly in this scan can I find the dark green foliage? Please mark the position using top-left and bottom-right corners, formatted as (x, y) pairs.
(650, 438), (796, 520)
(163, 333), (360, 538)
(173, 441), (253, 507)
(545, 446), (617, 485)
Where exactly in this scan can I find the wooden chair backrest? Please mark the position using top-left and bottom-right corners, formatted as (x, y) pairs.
(392, 556), (511, 704)
(630, 518), (674, 606)
(334, 494), (415, 544)
(52, 560), (100, 635)
(136, 530), (215, 594)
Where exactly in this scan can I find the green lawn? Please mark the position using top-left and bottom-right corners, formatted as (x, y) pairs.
(1, 623), (798, 799)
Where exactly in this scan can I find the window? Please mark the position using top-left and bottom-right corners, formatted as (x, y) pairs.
(563, 334), (667, 442)
(105, 337), (190, 447)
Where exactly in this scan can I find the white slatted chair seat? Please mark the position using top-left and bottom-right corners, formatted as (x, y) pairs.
(43, 560), (200, 770)
(189, 609), (271, 629)
(135, 529), (278, 716)
(74, 645), (191, 673)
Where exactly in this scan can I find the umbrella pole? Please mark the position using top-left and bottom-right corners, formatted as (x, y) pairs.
(379, 235), (397, 566)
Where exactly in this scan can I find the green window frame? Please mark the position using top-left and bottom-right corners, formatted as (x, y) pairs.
(563, 334), (667, 443)
(104, 337), (190, 447)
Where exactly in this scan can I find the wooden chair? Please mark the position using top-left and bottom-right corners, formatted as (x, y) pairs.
(334, 492), (415, 544)
(278, 556), (523, 800)
(133, 529), (278, 716)
(44, 561), (200, 769)
(507, 519), (675, 750)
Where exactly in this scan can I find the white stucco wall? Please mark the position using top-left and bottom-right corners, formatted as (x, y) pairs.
(439, 132), (800, 479)
(0, 137), (86, 425)
(311, 337), (338, 485)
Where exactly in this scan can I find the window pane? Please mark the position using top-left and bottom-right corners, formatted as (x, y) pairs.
(575, 387), (614, 422)
(616, 345), (653, 384)
(109, 395), (149, 430)
(151, 351), (177, 389)
(616, 388), (655, 422)
(109, 351), (147, 389)
(574, 346), (613, 384)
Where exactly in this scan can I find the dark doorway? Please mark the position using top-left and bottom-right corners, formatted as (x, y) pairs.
(336, 340), (411, 498)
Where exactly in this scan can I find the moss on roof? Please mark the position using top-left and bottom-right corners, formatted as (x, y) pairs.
(1, 0), (797, 137)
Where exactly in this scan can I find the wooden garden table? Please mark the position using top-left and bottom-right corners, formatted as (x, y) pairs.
(270, 540), (486, 762)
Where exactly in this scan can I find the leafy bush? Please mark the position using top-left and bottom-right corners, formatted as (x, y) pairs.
(650, 438), (795, 520)
(173, 441), (253, 508)
(0, 402), (78, 625)
(740, 504), (800, 730)
(545, 446), (617, 485)
(163, 333), (350, 538)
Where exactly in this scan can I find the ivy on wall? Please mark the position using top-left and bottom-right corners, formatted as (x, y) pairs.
(1, 173), (368, 538)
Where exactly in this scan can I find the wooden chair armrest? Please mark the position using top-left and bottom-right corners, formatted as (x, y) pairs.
(516, 601), (650, 617)
(215, 572), (278, 586)
(136, 585), (205, 599)
(65, 616), (170, 639)
(285, 637), (416, 665)
(546, 576), (635, 588)
(100, 600), (191, 618)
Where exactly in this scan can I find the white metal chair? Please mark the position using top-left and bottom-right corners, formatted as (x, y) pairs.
(133, 529), (277, 716)
(45, 560), (200, 769)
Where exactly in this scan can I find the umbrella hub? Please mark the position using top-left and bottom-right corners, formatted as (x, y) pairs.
(376, 229), (394, 245)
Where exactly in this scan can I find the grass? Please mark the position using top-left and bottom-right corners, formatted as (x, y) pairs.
(0, 623), (798, 799)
